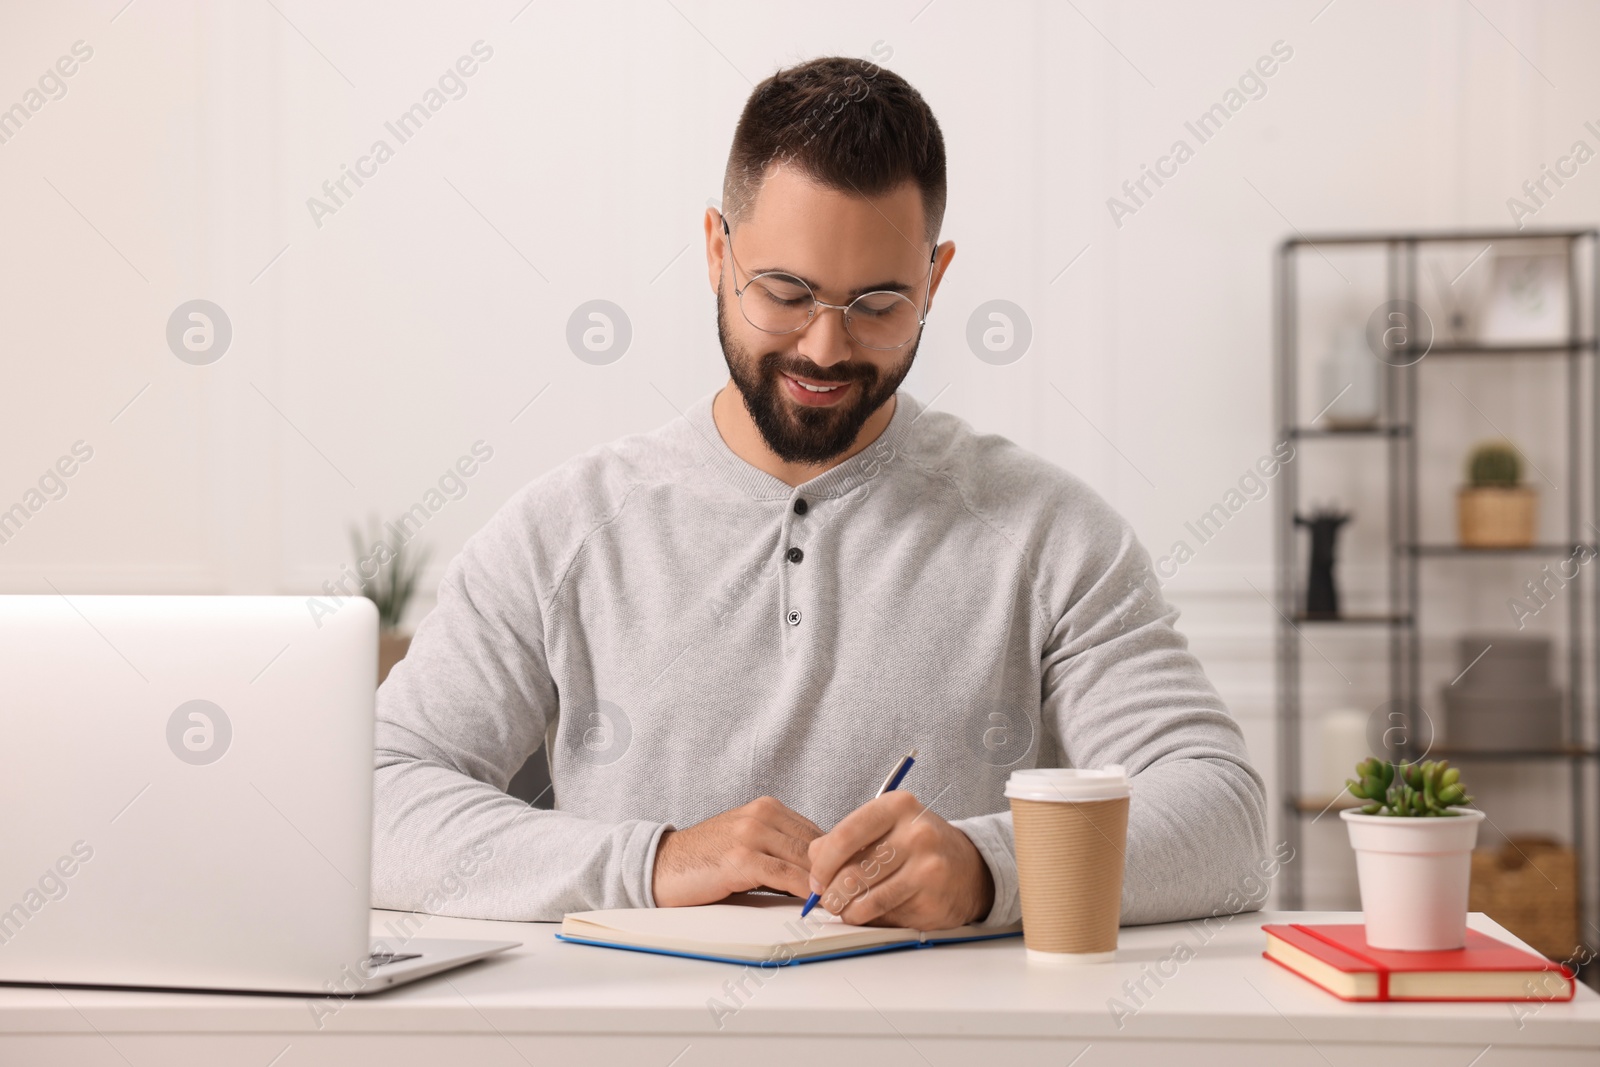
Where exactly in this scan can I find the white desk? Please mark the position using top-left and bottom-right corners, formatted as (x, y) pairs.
(1, 910), (1595, 1065)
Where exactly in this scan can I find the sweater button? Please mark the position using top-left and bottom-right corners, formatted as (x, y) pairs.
(786, 609), (802, 626)
(786, 547), (804, 564)
(793, 498), (808, 515)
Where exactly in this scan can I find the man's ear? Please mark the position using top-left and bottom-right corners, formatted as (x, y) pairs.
(926, 239), (957, 310)
(704, 208), (726, 295)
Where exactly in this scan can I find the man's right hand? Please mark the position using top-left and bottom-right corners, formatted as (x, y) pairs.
(651, 796), (823, 908)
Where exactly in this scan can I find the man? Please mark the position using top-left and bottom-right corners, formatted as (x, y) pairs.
(372, 56), (1267, 930)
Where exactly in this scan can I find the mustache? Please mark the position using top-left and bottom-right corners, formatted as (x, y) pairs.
(763, 354), (876, 385)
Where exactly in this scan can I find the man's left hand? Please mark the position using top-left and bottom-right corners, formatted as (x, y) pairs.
(805, 791), (995, 929)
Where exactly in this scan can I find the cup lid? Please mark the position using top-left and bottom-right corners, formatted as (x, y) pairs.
(1004, 765), (1129, 802)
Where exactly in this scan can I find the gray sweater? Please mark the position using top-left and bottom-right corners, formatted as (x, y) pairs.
(371, 389), (1268, 927)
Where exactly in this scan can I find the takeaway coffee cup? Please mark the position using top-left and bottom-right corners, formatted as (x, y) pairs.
(1004, 766), (1130, 964)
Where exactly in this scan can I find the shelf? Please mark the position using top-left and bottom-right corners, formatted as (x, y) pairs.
(1407, 543), (1595, 557)
(1291, 612), (1411, 625)
(1425, 746), (1600, 762)
(1274, 225), (1600, 928)
(1289, 425), (1410, 439)
(1283, 227), (1596, 248)
(1419, 340), (1596, 358)
(1291, 794), (1361, 816)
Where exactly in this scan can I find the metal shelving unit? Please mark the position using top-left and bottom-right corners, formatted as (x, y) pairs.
(1273, 228), (1600, 965)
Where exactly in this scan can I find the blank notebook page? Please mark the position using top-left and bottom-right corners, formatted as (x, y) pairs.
(562, 897), (915, 957)
(560, 893), (1015, 961)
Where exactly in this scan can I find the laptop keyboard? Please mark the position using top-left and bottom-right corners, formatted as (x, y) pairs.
(366, 952), (422, 968)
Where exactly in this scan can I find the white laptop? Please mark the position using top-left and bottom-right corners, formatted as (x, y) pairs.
(0, 594), (517, 995)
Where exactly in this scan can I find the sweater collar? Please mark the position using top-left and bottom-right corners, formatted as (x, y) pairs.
(685, 387), (924, 501)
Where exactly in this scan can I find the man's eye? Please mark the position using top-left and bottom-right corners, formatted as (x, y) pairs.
(854, 296), (902, 316)
(758, 285), (809, 305)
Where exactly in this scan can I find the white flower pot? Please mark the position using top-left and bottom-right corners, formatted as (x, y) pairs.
(1341, 808), (1485, 951)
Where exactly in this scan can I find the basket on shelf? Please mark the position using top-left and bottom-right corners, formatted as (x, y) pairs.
(1457, 486), (1537, 547)
(1457, 441), (1537, 548)
(1468, 836), (1578, 961)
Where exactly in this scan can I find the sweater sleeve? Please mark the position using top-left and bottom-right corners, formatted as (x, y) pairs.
(369, 503), (669, 922)
(952, 521), (1269, 929)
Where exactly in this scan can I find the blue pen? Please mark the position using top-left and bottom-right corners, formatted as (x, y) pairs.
(799, 748), (917, 919)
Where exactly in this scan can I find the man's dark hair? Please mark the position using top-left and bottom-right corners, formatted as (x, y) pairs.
(721, 56), (947, 246)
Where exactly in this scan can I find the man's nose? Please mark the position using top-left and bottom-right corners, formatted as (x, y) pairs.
(794, 303), (854, 369)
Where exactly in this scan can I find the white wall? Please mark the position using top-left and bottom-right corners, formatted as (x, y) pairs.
(4, 0), (1599, 910)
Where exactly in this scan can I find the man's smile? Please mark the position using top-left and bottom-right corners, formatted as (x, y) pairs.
(781, 371), (855, 407)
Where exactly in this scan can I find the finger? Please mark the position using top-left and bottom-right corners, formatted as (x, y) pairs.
(835, 868), (919, 927)
(730, 851), (813, 900)
(748, 797), (825, 844)
(747, 821), (816, 872)
(817, 836), (909, 917)
(807, 792), (914, 892)
(788, 810), (825, 839)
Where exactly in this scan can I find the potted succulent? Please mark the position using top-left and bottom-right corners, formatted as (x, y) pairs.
(350, 518), (432, 685)
(1341, 758), (1484, 951)
(1457, 440), (1536, 547)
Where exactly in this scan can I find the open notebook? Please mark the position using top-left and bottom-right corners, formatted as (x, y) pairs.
(557, 892), (1024, 965)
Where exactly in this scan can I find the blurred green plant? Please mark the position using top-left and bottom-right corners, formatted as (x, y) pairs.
(349, 517), (431, 632)
(1346, 757), (1472, 816)
(1467, 440), (1522, 488)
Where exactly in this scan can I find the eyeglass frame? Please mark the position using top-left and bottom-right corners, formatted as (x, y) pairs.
(718, 214), (938, 351)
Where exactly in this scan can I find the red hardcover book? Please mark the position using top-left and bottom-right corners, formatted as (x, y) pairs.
(1263, 923), (1575, 1002)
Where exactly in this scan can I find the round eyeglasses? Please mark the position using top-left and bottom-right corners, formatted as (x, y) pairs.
(721, 217), (935, 351)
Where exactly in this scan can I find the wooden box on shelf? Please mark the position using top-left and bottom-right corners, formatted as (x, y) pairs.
(1469, 836), (1578, 961)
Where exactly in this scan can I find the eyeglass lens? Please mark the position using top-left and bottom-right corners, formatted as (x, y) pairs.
(741, 273), (920, 350)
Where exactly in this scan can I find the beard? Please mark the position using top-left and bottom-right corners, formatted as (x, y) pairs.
(715, 281), (918, 465)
